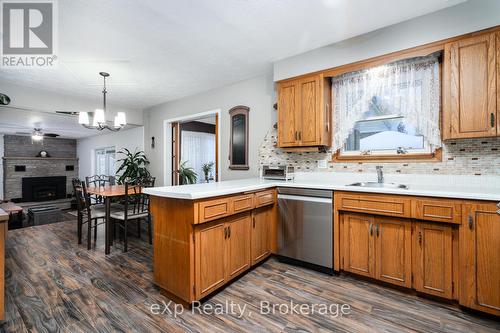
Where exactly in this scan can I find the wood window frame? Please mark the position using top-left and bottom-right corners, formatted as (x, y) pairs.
(332, 147), (442, 163)
(228, 106), (250, 170)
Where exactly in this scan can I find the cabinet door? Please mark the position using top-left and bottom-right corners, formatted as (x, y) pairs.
(447, 33), (497, 138)
(225, 213), (251, 280)
(194, 221), (227, 299)
(251, 207), (272, 265)
(460, 204), (500, 316)
(343, 213), (375, 278)
(375, 217), (411, 287)
(413, 222), (453, 299)
(298, 76), (320, 145)
(278, 81), (299, 147)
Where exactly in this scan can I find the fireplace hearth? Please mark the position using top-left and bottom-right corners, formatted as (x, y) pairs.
(22, 176), (67, 202)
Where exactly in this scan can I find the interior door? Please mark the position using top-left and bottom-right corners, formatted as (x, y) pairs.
(298, 76), (320, 145)
(225, 213), (251, 280)
(460, 204), (500, 316)
(171, 122), (180, 185)
(251, 207), (271, 265)
(278, 81), (298, 147)
(343, 213), (375, 278)
(375, 217), (411, 288)
(448, 33), (497, 138)
(194, 221), (226, 299)
(413, 222), (453, 299)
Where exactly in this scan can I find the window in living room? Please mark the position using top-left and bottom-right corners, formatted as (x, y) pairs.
(94, 147), (116, 176)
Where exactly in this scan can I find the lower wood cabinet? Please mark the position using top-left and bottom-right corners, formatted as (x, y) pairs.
(413, 222), (453, 299)
(460, 203), (500, 316)
(342, 213), (411, 287)
(251, 206), (272, 265)
(375, 217), (412, 288)
(194, 213), (251, 299)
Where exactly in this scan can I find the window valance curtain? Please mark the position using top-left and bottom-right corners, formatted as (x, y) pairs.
(331, 55), (441, 152)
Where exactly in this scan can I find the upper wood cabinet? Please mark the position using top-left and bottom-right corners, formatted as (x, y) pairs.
(277, 74), (332, 147)
(443, 32), (498, 139)
(460, 203), (500, 316)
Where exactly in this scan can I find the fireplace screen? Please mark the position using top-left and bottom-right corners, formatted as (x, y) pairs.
(22, 176), (67, 202)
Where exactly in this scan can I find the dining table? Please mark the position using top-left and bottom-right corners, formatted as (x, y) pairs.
(86, 185), (132, 254)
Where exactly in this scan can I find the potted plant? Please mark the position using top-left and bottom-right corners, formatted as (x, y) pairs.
(116, 148), (151, 184)
(178, 161), (197, 185)
(202, 162), (214, 183)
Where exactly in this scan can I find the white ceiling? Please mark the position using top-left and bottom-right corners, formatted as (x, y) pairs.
(0, 0), (465, 111)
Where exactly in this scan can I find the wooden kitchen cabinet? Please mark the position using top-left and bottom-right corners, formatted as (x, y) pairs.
(342, 213), (375, 278)
(251, 206), (272, 265)
(342, 213), (411, 287)
(277, 74), (331, 148)
(443, 32), (498, 139)
(225, 213), (252, 281)
(460, 203), (500, 316)
(374, 217), (412, 288)
(194, 221), (227, 299)
(194, 212), (252, 299)
(413, 222), (453, 299)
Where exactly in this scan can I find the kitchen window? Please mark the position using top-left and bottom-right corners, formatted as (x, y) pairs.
(94, 147), (116, 176)
(332, 54), (441, 160)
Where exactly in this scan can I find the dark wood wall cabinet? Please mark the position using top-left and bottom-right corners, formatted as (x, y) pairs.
(335, 191), (500, 317)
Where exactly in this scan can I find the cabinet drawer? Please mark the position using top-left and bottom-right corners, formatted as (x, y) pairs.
(339, 193), (411, 218)
(254, 190), (275, 208)
(198, 198), (231, 223)
(413, 199), (461, 224)
(232, 194), (255, 214)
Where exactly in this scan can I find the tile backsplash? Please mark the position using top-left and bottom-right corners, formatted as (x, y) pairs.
(259, 129), (500, 176)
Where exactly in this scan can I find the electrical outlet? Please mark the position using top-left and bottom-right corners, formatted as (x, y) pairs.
(317, 160), (328, 169)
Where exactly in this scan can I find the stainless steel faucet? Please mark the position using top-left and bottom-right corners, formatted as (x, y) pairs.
(376, 166), (384, 183)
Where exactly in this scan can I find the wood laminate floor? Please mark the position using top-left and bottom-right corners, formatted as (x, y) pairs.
(2, 218), (499, 333)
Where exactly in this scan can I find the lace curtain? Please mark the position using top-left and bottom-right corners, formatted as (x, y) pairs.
(332, 55), (441, 152)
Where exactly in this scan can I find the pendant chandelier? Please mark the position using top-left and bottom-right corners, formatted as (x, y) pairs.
(78, 72), (126, 131)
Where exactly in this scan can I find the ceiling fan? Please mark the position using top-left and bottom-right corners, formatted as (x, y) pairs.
(15, 128), (60, 141)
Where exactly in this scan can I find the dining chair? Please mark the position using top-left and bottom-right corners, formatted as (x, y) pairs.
(110, 181), (153, 252)
(85, 175), (116, 203)
(72, 178), (106, 250)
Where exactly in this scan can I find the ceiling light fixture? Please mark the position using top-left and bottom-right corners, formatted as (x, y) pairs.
(32, 129), (44, 142)
(78, 72), (127, 131)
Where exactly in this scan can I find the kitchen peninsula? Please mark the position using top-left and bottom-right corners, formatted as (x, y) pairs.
(144, 172), (500, 315)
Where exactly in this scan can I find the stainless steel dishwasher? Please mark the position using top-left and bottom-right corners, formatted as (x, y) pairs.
(277, 187), (333, 274)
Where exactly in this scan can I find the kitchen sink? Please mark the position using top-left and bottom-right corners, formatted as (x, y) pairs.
(348, 182), (408, 190)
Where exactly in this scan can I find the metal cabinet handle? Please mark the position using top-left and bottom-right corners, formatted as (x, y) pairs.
(418, 231), (422, 245)
(228, 226), (231, 238)
(298, 131), (302, 140)
(253, 217), (256, 228)
(224, 227), (227, 239)
(369, 223), (373, 236)
(376, 224), (380, 237)
(468, 215), (473, 230)
(491, 113), (496, 128)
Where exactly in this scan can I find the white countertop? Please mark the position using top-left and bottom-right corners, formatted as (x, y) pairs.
(143, 172), (500, 202)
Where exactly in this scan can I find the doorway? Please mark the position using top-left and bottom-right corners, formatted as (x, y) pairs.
(168, 112), (219, 185)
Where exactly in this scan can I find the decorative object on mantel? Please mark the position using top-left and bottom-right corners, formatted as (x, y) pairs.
(115, 148), (151, 184)
(36, 150), (50, 158)
(0, 93), (10, 105)
(78, 72), (127, 132)
(229, 105), (250, 170)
